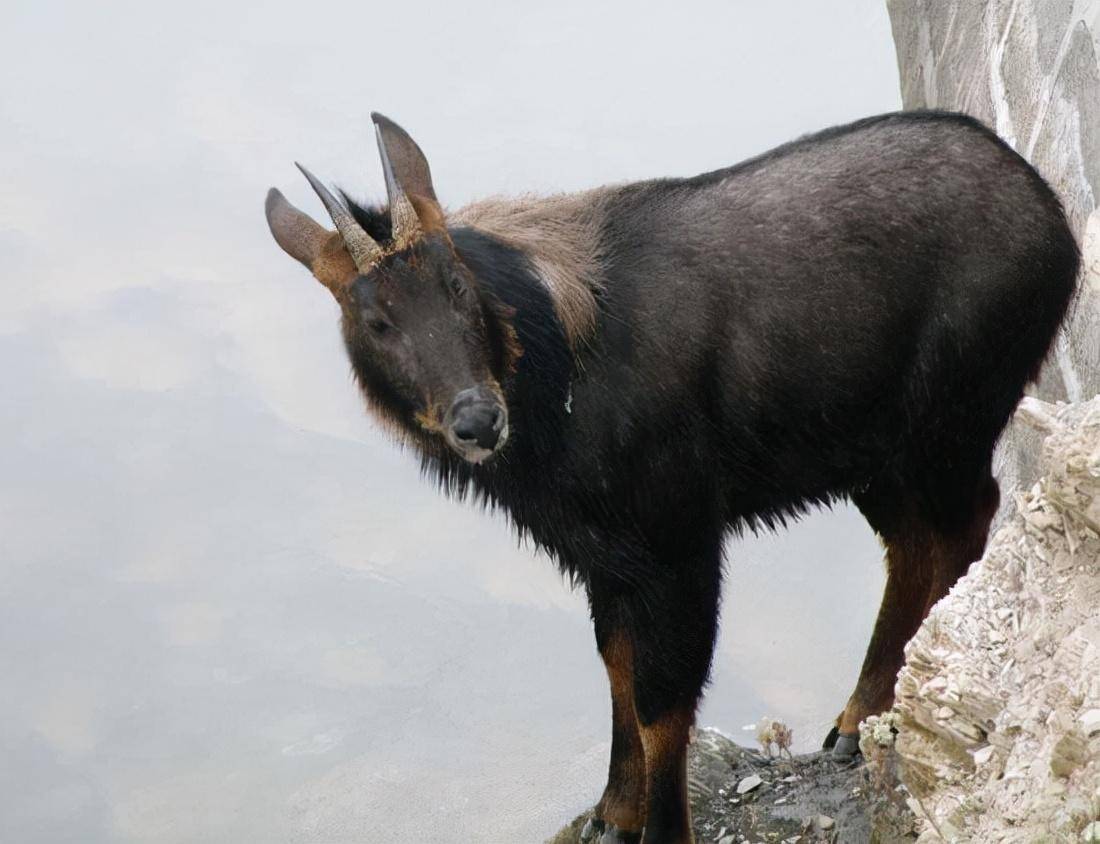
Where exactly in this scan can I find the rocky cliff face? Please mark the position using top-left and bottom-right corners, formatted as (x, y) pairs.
(864, 398), (1100, 841)
(886, 0), (1100, 495)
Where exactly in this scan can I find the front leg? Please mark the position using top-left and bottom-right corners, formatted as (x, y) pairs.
(631, 569), (718, 844)
(586, 532), (722, 844)
(581, 626), (646, 843)
(636, 702), (695, 844)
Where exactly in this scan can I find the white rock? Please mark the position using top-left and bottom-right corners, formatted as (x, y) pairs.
(1079, 709), (1100, 735)
(972, 745), (995, 766)
(735, 774), (763, 795)
(880, 395), (1100, 838)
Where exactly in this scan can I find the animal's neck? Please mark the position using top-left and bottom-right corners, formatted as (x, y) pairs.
(451, 188), (612, 348)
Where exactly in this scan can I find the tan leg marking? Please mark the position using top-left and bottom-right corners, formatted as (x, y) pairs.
(638, 706), (695, 844)
(595, 630), (646, 833)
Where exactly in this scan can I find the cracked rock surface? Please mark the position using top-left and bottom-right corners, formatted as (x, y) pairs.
(864, 398), (1100, 842)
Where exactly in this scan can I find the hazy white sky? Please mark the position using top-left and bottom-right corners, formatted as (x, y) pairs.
(2, 2), (900, 841)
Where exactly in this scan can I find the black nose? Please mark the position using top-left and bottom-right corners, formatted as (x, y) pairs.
(447, 389), (505, 451)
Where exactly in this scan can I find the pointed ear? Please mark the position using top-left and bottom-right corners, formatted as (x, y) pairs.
(372, 114), (449, 241)
(371, 112), (438, 203)
(266, 188), (326, 268)
(265, 188), (357, 297)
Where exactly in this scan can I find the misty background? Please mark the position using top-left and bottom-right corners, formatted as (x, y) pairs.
(2, 2), (900, 841)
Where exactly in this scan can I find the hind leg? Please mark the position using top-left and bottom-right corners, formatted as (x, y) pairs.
(828, 468), (999, 757)
(922, 473), (999, 615)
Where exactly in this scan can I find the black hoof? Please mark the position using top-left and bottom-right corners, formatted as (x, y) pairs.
(822, 724), (839, 750)
(830, 731), (862, 765)
(579, 816), (642, 843)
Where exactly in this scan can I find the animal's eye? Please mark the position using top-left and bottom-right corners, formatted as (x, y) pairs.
(368, 318), (391, 336)
(450, 273), (466, 296)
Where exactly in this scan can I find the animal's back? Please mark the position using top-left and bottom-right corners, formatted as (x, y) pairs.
(589, 111), (1079, 521)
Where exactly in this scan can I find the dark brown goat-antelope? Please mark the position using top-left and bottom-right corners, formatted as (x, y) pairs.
(265, 112), (1078, 843)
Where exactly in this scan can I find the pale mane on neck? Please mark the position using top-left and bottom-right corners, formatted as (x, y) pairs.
(451, 187), (612, 347)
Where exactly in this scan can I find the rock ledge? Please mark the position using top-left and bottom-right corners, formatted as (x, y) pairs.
(549, 727), (916, 843)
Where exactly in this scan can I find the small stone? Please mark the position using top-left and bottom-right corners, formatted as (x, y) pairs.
(716, 826), (727, 841)
(935, 706), (954, 720)
(1048, 709), (1075, 733)
(1079, 708), (1100, 735)
(972, 745), (995, 765)
(736, 774), (764, 794)
(1083, 821), (1100, 842)
(816, 814), (836, 831)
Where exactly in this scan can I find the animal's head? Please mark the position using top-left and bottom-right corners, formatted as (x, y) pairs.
(265, 114), (515, 464)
